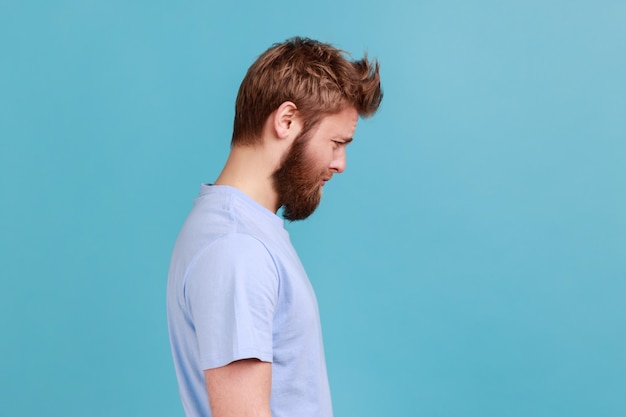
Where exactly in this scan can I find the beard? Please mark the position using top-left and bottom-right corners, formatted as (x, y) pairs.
(273, 132), (328, 221)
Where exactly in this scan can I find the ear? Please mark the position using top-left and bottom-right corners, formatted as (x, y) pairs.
(273, 101), (301, 140)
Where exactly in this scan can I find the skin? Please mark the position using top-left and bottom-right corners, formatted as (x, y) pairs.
(209, 103), (358, 417)
(205, 359), (272, 417)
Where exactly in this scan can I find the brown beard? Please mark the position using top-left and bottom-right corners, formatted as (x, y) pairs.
(273, 132), (327, 221)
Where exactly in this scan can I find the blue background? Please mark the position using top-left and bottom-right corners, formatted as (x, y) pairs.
(1, 1), (624, 416)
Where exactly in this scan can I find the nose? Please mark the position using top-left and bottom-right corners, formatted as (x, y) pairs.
(329, 149), (346, 173)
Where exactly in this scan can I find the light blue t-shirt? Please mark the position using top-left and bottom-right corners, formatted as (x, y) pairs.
(167, 185), (332, 417)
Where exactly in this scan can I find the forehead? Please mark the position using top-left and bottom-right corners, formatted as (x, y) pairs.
(316, 107), (358, 137)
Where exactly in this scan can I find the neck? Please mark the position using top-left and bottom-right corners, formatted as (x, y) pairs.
(214, 145), (281, 213)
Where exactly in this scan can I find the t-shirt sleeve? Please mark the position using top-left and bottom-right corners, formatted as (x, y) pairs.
(183, 233), (278, 370)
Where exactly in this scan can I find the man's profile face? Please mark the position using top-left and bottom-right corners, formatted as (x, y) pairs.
(274, 107), (358, 221)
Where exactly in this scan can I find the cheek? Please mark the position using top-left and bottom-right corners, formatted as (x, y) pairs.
(308, 146), (333, 168)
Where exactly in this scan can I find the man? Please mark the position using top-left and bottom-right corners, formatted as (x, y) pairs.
(167, 37), (382, 417)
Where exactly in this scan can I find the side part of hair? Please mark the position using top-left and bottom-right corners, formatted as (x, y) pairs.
(232, 37), (383, 145)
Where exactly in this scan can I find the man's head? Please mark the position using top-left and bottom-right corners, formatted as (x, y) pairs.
(232, 37), (383, 220)
(232, 37), (382, 146)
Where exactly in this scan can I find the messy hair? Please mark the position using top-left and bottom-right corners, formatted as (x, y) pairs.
(231, 36), (383, 145)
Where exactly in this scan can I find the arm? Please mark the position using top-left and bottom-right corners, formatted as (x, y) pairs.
(205, 358), (272, 417)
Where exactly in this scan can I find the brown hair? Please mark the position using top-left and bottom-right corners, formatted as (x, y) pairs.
(231, 36), (383, 145)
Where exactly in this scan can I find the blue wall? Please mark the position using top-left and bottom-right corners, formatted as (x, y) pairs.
(1, 1), (624, 416)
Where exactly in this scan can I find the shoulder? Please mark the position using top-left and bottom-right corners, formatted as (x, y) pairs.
(183, 233), (281, 319)
(190, 233), (276, 274)
(184, 233), (280, 298)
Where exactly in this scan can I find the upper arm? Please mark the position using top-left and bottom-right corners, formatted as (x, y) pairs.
(185, 234), (279, 369)
(205, 358), (272, 417)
